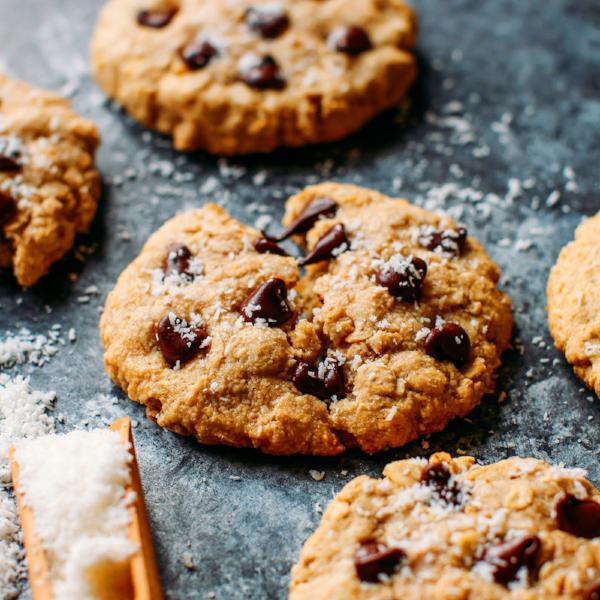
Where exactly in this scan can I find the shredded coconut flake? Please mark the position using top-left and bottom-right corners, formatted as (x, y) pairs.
(309, 470), (325, 482)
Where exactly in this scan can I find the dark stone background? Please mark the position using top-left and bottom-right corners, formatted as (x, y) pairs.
(1, 0), (599, 598)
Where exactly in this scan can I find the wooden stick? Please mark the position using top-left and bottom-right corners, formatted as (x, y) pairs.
(9, 417), (163, 600)
(111, 416), (163, 600)
(9, 446), (53, 600)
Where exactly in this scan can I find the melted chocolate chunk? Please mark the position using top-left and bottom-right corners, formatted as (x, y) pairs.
(239, 54), (285, 90)
(156, 313), (207, 367)
(268, 197), (338, 241)
(418, 225), (467, 257)
(163, 243), (194, 279)
(181, 38), (218, 70)
(241, 277), (292, 326)
(245, 6), (289, 39)
(0, 137), (23, 171)
(585, 580), (600, 600)
(0, 153), (21, 171)
(330, 25), (372, 55)
(425, 322), (471, 367)
(484, 535), (541, 586)
(0, 192), (16, 226)
(253, 236), (289, 256)
(420, 462), (460, 505)
(556, 493), (600, 539)
(354, 542), (405, 583)
(298, 224), (349, 266)
(137, 8), (176, 28)
(376, 256), (427, 302)
(292, 358), (344, 402)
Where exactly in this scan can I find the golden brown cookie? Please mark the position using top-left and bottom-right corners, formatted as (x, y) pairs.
(290, 453), (600, 599)
(547, 212), (600, 398)
(0, 74), (100, 287)
(91, 0), (417, 154)
(100, 183), (512, 455)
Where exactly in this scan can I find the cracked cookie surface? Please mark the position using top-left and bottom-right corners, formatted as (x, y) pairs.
(0, 74), (100, 287)
(547, 211), (600, 398)
(100, 183), (512, 455)
(91, 0), (417, 154)
(290, 453), (600, 599)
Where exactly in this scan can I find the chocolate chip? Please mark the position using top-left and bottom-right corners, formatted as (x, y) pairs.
(137, 8), (176, 28)
(298, 224), (349, 266)
(421, 462), (450, 488)
(420, 462), (460, 505)
(241, 277), (292, 326)
(181, 38), (218, 70)
(322, 361), (344, 396)
(0, 192), (16, 226)
(330, 25), (372, 55)
(292, 358), (344, 402)
(0, 154), (21, 171)
(425, 322), (470, 367)
(163, 243), (193, 279)
(253, 236), (289, 256)
(585, 580), (600, 600)
(156, 313), (208, 367)
(556, 493), (600, 539)
(239, 54), (285, 90)
(268, 197), (338, 241)
(418, 225), (467, 257)
(484, 535), (541, 586)
(376, 256), (427, 302)
(354, 542), (405, 583)
(245, 6), (289, 39)
(0, 137), (22, 171)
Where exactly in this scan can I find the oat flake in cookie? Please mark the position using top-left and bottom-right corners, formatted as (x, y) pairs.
(100, 183), (511, 455)
(547, 211), (600, 398)
(290, 453), (600, 599)
(0, 74), (100, 287)
(91, 0), (417, 154)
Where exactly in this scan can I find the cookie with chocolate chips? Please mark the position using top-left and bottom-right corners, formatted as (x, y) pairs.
(100, 202), (334, 455)
(91, 0), (417, 154)
(100, 183), (511, 455)
(281, 183), (512, 453)
(547, 211), (600, 398)
(291, 453), (600, 599)
(0, 74), (100, 287)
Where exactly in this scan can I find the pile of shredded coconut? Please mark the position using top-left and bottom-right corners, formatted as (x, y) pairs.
(14, 428), (135, 599)
(0, 327), (62, 369)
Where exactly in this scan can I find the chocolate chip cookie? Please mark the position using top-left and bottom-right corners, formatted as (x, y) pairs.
(91, 0), (417, 154)
(0, 74), (100, 287)
(547, 212), (600, 398)
(100, 183), (512, 455)
(290, 453), (600, 599)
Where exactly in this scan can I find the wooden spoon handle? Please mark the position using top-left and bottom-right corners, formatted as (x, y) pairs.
(9, 446), (53, 600)
(111, 416), (163, 600)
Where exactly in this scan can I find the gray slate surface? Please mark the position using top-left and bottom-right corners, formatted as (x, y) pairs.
(1, 0), (599, 598)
